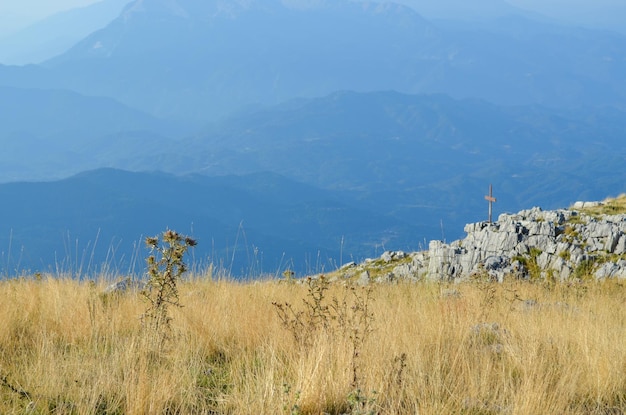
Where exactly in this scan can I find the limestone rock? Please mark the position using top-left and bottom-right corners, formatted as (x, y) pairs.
(393, 205), (626, 282)
(103, 278), (145, 295)
(357, 270), (370, 286)
(357, 202), (626, 284)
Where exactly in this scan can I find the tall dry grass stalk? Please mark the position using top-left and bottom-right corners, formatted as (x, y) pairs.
(0, 275), (624, 414)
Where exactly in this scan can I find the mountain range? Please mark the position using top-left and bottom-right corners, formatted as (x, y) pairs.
(2, 90), (625, 276)
(0, 0), (623, 121)
(0, 0), (625, 277)
(0, 168), (415, 277)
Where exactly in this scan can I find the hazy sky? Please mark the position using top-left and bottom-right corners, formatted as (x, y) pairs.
(0, 0), (624, 16)
(0, 0), (624, 31)
(0, 0), (98, 18)
(0, 0), (115, 36)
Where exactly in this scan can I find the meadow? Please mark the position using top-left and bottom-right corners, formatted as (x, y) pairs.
(0, 272), (624, 414)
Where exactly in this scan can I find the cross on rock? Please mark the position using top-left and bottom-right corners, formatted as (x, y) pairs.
(484, 184), (496, 223)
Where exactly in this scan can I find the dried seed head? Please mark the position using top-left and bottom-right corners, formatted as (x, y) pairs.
(163, 229), (179, 242)
(145, 236), (159, 247)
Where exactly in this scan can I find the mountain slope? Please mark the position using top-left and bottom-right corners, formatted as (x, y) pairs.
(160, 91), (626, 237)
(368, 0), (524, 20)
(184, 91), (626, 186)
(0, 169), (416, 277)
(0, 0), (131, 65)
(22, 0), (623, 121)
(0, 86), (169, 137)
(2, 89), (625, 245)
(43, 0), (439, 120)
(0, 86), (184, 182)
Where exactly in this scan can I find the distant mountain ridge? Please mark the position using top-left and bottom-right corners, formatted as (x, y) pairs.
(0, 0), (131, 65)
(0, 168), (416, 277)
(369, 0), (524, 20)
(1, 89), (625, 242)
(42, 0), (437, 120)
(0, 85), (183, 182)
(1, 0), (625, 277)
(0, 0), (614, 121)
(184, 90), (625, 182)
(0, 85), (168, 136)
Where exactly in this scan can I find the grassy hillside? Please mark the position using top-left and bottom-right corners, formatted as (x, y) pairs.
(572, 194), (626, 216)
(0, 275), (624, 414)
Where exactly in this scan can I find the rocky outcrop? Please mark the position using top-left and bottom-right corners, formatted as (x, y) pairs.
(348, 202), (626, 282)
(103, 278), (146, 294)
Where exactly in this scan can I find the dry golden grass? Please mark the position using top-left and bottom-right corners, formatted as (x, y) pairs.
(573, 194), (626, 216)
(0, 275), (624, 414)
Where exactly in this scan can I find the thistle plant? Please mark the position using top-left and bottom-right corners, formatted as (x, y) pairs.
(141, 229), (197, 337)
(273, 276), (377, 409)
(331, 285), (375, 390)
(272, 276), (332, 351)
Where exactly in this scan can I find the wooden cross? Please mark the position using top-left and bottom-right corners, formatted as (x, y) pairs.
(484, 184), (496, 223)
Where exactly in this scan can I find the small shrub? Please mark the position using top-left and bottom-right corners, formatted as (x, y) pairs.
(331, 285), (375, 389)
(346, 388), (379, 415)
(282, 383), (302, 415)
(272, 275), (333, 350)
(566, 214), (585, 225)
(281, 269), (296, 284)
(273, 277), (376, 395)
(573, 258), (596, 281)
(141, 230), (197, 343)
(515, 248), (543, 281)
(562, 225), (580, 243)
(470, 267), (510, 319)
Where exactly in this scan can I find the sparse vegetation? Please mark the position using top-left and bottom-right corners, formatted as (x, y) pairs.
(571, 194), (626, 217)
(331, 254), (414, 282)
(273, 275), (376, 411)
(0, 273), (624, 414)
(141, 229), (197, 343)
(562, 224), (581, 243)
(514, 247), (544, 281)
(573, 258), (598, 281)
